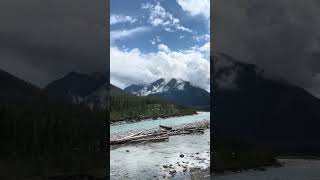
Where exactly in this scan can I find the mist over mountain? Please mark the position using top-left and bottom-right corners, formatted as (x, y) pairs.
(213, 0), (320, 99)
(213, 53), (320, 154)
(125, 78), (210, 110)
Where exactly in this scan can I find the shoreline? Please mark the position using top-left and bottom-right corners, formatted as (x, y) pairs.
(212, 155), (320, 176)
(212, 158), (320, 179)
(212, 161), (282, 176)
(276, 155), (320, 160)
(110, 111), (203, 125)
(110, 119), (210, 146)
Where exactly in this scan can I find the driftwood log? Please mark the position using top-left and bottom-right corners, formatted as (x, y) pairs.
(110, 121), (209, 145)
(159, 125), (173, 130)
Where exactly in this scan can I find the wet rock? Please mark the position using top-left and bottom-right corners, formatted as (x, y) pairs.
(169, 169), (177, 175)
(183, 167), (187, 172)
(196, 157), (205, 161)
(163, 164), (169, 168)
(163, 175), (166, 178)
(180, 154), (185, 158)
(254, 167), (266, 171)
(126, 150), (130, 152)
(190, 167), (201, 172)
(231, 169), (239, 173)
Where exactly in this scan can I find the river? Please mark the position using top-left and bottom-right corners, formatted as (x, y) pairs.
(110, 112), (210, 179)
(214, 159), (320, 180)
(110, 112), (210, 134)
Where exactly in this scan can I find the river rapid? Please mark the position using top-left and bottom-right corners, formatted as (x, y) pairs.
(110, 112), (210, 179)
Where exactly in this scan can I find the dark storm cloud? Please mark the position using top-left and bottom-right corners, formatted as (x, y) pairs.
(213, 0), (320, 93)
(0, 0), (107, 87)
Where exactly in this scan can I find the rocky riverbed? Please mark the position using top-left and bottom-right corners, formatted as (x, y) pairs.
(110, 112), (210, 179)
(110, 129), (210, 179)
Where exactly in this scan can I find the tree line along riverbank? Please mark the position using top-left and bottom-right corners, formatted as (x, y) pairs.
(110, 95), (197, 122)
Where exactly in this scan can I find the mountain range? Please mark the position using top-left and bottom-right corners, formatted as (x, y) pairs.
(0, 69), (109, 110)
(124, 78), (210, 109)
(0, 69), (52, 105)
(213, 53), (320, 154)
(2, 52), (320, 155)
(45, 72), (107, 109)
(42, 71), (210, 110)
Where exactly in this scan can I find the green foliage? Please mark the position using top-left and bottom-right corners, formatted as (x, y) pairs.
(110, 94), (196, 121)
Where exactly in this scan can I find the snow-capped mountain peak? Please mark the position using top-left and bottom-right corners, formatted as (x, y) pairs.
(125, 78), (188, 96)
(124, 78), (209, 109)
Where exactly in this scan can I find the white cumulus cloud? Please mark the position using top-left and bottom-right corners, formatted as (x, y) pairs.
(158, 44), (170, 53)
(193, 34), (210, 42)
(110, 14), (137, 25)
(150, 36), (161, 45)
(110, 44), (210, 92)
(110, 26), (150, 43)
(176, 0), (210, 18)
(142, 2), (192, 33)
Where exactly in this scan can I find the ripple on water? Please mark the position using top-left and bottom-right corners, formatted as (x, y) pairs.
(110, 128), (210, 179)
(110, 111), (210, 135)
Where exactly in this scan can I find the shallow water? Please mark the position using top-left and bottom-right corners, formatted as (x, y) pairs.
(110, 130), (210, 179)
(110, 112), (210, 179)
(214, 159), (320, 180)
(110, 112), (210, 134)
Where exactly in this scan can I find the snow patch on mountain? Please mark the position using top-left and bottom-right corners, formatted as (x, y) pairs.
(126, 78), (189, 96)
(176, 78), (186, 90)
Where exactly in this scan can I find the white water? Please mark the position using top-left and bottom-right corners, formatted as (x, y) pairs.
(110, 112), (210, 179)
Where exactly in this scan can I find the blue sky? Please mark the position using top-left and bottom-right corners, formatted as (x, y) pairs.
(110, 0), (210, 91)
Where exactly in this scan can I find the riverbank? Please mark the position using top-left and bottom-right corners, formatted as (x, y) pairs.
(111, 119), (209, 141)
(111, 120), (209, 145)
(110, 111), (210, 135)
(111, 111), (198, 124)
(212, 153), (320, 175)
(212, 160), (282, 175)
(110, 94), (198, 123)
(212, 150), (281, 175)
(212, 158), (320, 180)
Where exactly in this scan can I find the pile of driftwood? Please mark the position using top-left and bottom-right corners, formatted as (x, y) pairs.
(110, 121), (209, 145)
